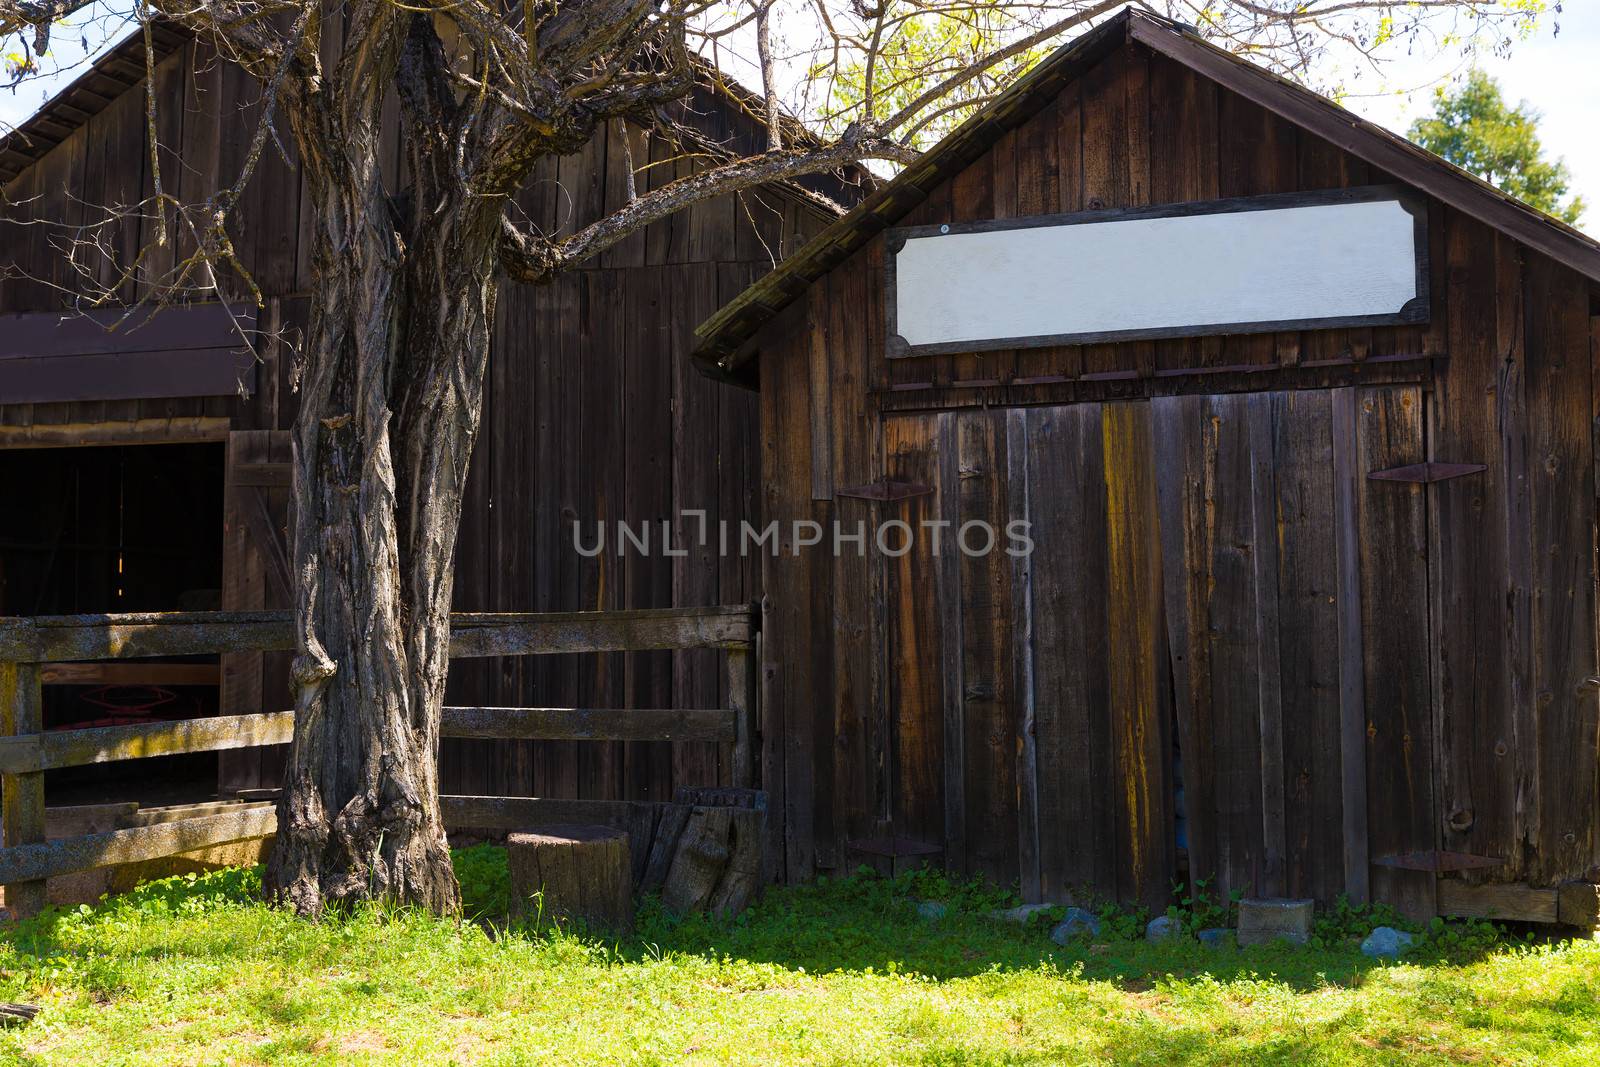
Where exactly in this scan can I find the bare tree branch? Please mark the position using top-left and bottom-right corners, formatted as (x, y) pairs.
(501, 133), (914, 280)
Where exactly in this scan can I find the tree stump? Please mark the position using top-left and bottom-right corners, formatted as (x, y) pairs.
(506, 825), (633, 933)
(641, 788), (767, 918)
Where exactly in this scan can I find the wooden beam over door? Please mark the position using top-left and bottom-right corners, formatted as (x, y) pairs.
(0, 304), (257, 405)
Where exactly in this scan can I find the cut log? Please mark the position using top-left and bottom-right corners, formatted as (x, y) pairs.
(1557, 882), (1600, 930)
(661, 807), (734, 915)
(657, 789), (767, 918)
(506, 825), (633, 934)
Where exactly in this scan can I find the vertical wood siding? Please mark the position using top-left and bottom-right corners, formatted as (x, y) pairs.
(755, 39), (1600, 910)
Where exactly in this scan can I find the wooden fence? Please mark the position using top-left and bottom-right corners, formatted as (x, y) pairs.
(0, 605), (756, 917)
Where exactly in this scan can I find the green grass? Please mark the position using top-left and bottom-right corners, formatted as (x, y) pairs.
(0, 851), (1595, 1065)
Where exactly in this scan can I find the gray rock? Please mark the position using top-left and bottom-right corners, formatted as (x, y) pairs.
(1146, 915), (1183, 942)
(1237, 898), (1314, 946)
(1361, 926), (1414, 959)
(991, 903), (1054, 925)
(916, 900), (949, 921)
(1196, 927), (1233, 949)
(1049, 907), (1102, 944)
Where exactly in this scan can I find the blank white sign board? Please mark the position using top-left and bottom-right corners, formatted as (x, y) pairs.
(888, 192), (1424, 355)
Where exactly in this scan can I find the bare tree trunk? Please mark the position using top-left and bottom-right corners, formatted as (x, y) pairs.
(263, 75), (503, 913)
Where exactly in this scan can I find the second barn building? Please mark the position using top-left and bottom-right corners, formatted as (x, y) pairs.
(694, 9), (1600, 924)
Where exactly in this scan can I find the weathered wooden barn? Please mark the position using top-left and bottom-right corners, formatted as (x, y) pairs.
(0, 25), (851, 808)
(694, 9), (1600, 922)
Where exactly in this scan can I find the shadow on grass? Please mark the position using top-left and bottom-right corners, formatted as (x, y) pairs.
(606, 863), (1516, 992)
(0, 852), (1529, 1000)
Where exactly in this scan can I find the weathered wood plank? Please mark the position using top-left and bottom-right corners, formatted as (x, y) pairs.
(1148, 52), (1221, 372)
(882, 414), (947, 857)
(1247, 393), (1287, 897)
(1436, 880), (1558, 923)
(0, 710), (293, 774)
(826, 252), (880, 866)
(727, 649), (755, 788)
(1028, 403), (1116, 901)
(1355, 385), (1436, 921)
(1077, 43), (1130, 379)
(0, 661), (46, 915)
(1331, 388), (1371, 903)
(0, 704), (738, 775)
(1155, 393), (1263, 905)
(955, 410), (1017, 884)
(1102, 401), (1171, 911)
(0, 415), (231, 449)
(1006, 408), (1040, 900)
(0, 806), (275, 885)
(933, 411), (967, 875)
(445, 706), (737, 744)
(758, 284), (821, 881)
(1153, 394), (1217, 902)
(441, 795), (655, 833)
(1201, 388), (1266, 905)
(1271, 390), (1347, 904)
(38, 662), (220, 687)
(0, 606), (753, 663)
(453, 606), (753, 658)
(670, 263), (727, 796)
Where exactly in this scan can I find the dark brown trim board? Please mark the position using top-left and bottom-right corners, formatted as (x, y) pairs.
(0, 304), (258, 404)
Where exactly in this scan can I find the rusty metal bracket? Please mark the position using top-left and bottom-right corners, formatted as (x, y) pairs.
(1374, 850), (1505, 873)
(1368, 462), (1487, 484)
(836, 479), (934, 502)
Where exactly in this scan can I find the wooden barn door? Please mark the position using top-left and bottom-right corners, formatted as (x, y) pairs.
(882, 404), (1174, 911)
(218, 429), (294, 795)
(882, 385), (1432, 916)
(1152, 386), (1434, 919)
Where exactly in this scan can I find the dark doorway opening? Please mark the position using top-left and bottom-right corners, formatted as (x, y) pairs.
(0, 442), (226, 807)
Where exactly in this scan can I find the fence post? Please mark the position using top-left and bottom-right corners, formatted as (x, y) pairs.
(728, 638), (755, 790)
(1, 660), (46, 918)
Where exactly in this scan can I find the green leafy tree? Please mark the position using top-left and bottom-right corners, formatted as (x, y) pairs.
(1409, 68), (1584, 225)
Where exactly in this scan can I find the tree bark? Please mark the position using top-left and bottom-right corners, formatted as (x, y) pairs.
(263, 15), (505, 915)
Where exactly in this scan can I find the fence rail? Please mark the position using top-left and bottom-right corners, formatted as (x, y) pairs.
(0, 605), (757, 918)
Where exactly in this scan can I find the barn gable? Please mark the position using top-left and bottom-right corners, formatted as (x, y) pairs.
(695, 8), (1600, 382)
(715, 7), (1600, 923)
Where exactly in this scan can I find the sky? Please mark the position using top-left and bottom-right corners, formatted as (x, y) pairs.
(3, 4), (1596, 233)
(1338, 3), (1599, 232)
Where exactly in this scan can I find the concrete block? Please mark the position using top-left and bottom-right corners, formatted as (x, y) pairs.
(1237, 897), (1314, 946)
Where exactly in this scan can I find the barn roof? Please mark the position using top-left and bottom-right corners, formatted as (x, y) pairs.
(691, 6), (1600, 383)
(0, 24), (186, 187)
(1, 24), (867, 208)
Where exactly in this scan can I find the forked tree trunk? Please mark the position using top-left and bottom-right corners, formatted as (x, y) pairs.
(263, 104), (504, 914)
